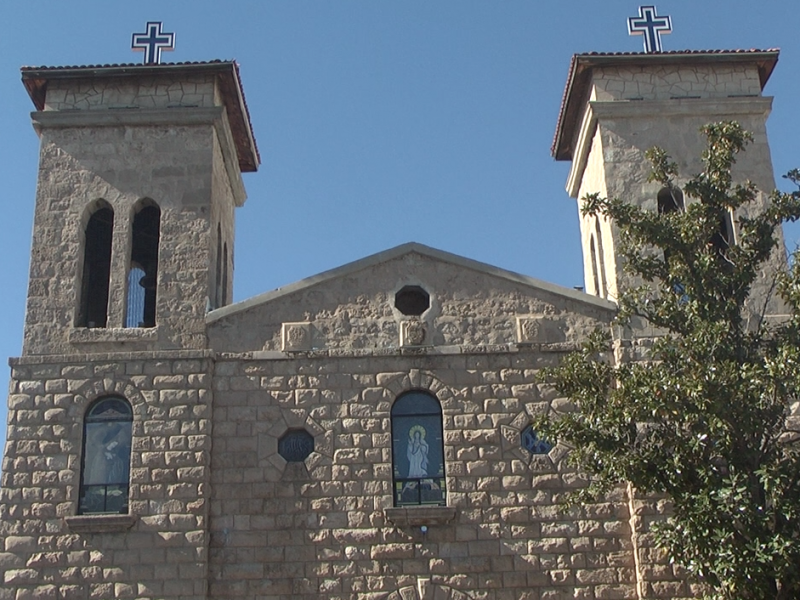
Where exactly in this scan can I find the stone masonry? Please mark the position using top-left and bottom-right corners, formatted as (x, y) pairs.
(0, 50), (789, 600)
(1, 352), (212, 600)
(208, 351), (642, 600)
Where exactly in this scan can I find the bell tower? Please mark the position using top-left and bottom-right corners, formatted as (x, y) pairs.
(20, 61), (259, 354)
(552, 50), (781, 304)
(552, 49), (788, 598)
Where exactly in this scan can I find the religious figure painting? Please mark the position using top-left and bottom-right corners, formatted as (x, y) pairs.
(83, 421), (131, 487)
(406, 424), (429, 478)
(391, 404), (446, 506)
(79, 399), (133, 514)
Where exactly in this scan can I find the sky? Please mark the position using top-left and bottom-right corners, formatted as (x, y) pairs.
(0, 1), (798, 452)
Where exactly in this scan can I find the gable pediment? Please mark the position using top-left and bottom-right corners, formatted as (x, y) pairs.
(207, 242), (615, 353)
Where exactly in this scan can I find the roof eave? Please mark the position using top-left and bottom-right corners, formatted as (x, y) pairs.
(206, 241), (618, 325)
(20, 61), (260, 172)
(551, 49), (780, 162)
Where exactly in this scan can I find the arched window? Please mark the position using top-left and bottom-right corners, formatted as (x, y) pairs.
(78, 201), (114, 328)
(79, 397), (132, 514)
(658, 186), (685, 268)
(589, 235), (601, 296)
(125, 201), (160, 328)
(391, 391), (446, 507)
(657, 186), (684, 215)
(710, 210), (735, 257)
(215, 224), (222, 309)
(222, 241), (229, 307)
(594, 218), (608, 298)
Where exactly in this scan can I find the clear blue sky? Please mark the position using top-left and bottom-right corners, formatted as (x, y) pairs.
(0, 1), (798, 452)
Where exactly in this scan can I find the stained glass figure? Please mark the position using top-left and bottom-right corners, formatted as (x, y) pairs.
(391, 391), (446, 506)
(406, 425), (429, 478)
(79, 397), (132, 514)
(521, 425), (552, 455)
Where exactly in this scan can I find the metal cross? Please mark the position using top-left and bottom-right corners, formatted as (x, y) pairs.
(627, 6), (672, 53)
(131, 21), (175, 65)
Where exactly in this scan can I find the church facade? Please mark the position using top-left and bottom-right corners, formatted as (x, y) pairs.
(0, 49), (784, 600)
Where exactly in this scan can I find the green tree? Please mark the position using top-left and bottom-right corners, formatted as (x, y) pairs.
(537, 122), (800, 599)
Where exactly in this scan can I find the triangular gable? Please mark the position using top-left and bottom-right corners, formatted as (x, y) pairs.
(208, 241), (615, 324)
(207, 242), (615, 354)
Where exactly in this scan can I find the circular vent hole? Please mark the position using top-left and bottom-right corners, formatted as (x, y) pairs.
(394, 285), (430, 316)
(278, 429), (315, 462)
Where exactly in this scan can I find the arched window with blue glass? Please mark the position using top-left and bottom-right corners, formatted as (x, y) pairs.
(391, 391), (446, 507)
(79, 396), (133, 514)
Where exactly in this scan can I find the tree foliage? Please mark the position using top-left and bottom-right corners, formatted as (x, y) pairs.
(537, 122), (800, 599)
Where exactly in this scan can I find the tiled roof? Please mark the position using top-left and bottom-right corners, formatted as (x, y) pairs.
(20, 59), (232, 71)
(551, 49), (780, 161)
(20, 60), (260, 173)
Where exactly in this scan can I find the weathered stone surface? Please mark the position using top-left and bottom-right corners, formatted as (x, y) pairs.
(3, 50), (783, 600)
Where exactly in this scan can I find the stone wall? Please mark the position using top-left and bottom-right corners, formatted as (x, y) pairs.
(591, 65), (762, 102)
(208, 350), (643, 600)
(44, 75), (218, 111)
(0, 351), (213, 600)
(24, 120), (232, 355)
(207, 251), (615, 354)
(208, 129), (238, 310)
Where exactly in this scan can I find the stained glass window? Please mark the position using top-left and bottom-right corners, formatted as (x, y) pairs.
(278, 429), (314, 462)
(391, 391), (446, 507)
(521, 425), (552, 455)
(79, 397), (132, 514)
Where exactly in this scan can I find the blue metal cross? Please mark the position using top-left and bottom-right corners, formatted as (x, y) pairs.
(131, 21), (175, 65)
(627, 6), (672, 53)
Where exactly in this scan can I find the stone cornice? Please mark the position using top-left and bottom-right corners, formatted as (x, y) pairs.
(566, 96), (774, 198)
(31, 106), (247, 206)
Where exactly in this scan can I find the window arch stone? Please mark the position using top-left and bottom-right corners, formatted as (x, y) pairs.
(385, 580), (473, 600)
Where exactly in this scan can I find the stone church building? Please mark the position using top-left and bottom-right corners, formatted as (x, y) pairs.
(0, 47), (785, 600)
